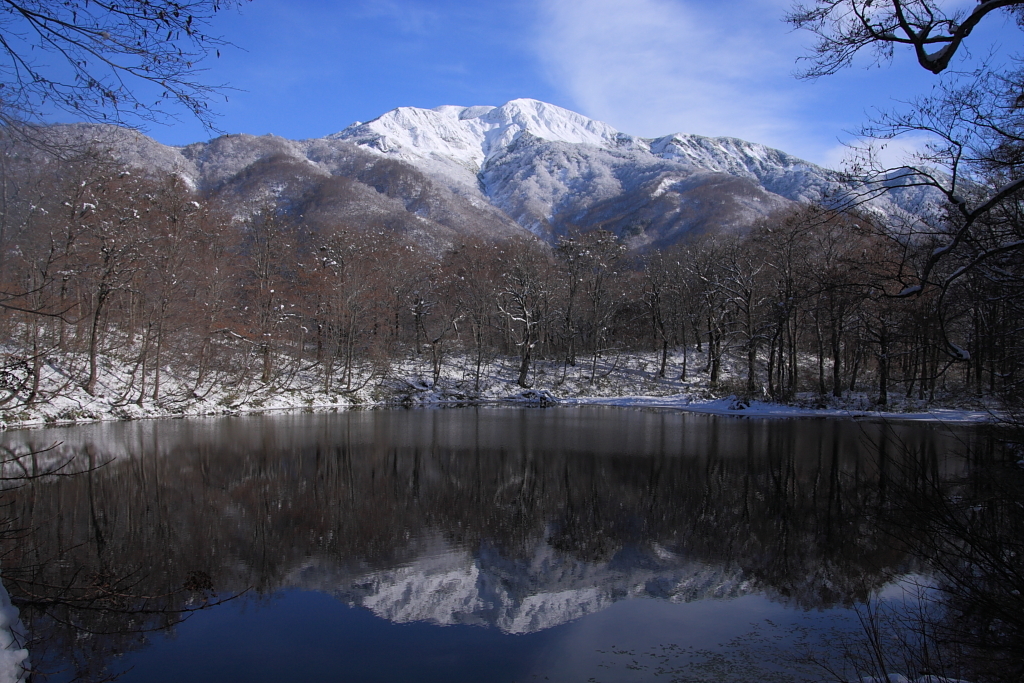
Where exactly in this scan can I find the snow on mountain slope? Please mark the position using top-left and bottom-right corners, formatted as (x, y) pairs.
(25, 123), (200, 184)
(18, 98), (943, 251)
(330, 99), (624, 183)
(331, 98), (822, 202)
(480, 135), (791, 243)
(179, 132), (317, 191)
(328, 98), (940, 242)
(650, 134), (830, 203)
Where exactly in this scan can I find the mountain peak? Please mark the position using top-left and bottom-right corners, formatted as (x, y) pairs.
(487, 98), (623, 146)
(330, 98), (625, 172)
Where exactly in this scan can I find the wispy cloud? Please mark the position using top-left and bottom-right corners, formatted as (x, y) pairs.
(357, 0), (441, 36)
(821, 132), (944, 172)
(533, 0), (826, 160)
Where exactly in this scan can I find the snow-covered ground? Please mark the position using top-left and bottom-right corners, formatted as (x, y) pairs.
(566, 394), (995, 422)
(0, 345), (1000, 431)
(0, 577), (28, 683)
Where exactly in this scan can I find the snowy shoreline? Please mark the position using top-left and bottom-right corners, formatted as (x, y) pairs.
(564, 394), (997, 423)
(0, 390), (998, 433)
(0, 351), (1000, 431)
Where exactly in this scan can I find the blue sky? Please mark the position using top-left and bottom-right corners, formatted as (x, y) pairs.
(124, 0), (1017, 167)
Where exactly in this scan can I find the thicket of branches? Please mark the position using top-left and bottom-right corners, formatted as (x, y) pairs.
(788, 0), (1024, 405)
(0, 143), (1018, 411)
(0, 0), (246, 129)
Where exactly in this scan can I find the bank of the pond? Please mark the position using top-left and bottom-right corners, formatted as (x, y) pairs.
(0, 387), (999, 431)
(0, 352), (1001, 430)
(0, 575), (28, 683)
(566, 394), (999, 422)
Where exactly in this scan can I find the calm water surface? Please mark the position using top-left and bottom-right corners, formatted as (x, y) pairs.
(0, 406), (987, 682)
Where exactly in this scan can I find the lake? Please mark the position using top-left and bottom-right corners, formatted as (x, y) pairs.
(0, 406), (996, 682)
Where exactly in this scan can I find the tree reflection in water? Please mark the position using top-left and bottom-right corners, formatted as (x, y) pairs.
(0, 407), (1011, 682)
(869, 424), (1024, 683)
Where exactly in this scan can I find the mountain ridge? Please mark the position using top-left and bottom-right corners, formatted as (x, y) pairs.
(14, 98), (937, 250)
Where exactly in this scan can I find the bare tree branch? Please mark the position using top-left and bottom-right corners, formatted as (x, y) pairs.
(0, 0), (248, 130)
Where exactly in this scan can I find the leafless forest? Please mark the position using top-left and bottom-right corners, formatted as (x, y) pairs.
(0, 139), (1019, 416)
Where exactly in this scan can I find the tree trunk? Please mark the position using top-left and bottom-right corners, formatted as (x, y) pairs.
(517, 343), (532, 388)
(474, 321), (484, 393)
(709, 330), (721, 389)
(679, 324), (688, 382)
(816, 316), (826, 397)
(85, 288), (110, 396)
(152, 319), (163, 402)
(831, 320), (842, 398)
(261, 343), (273, 384)
(747, 341), (757, 397)
(877, 324), (889, 406)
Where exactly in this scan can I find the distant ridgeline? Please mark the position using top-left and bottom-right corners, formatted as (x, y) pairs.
(10, 99), (937, 252)
(0, 99), (1016, 416)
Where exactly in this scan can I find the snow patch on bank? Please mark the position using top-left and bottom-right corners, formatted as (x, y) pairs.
(0, 347), (999, 432)
(566, 394), (996, 423)
(0, 577), (28, 683)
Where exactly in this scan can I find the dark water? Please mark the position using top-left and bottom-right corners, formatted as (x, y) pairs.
(0, 407), (994, 682)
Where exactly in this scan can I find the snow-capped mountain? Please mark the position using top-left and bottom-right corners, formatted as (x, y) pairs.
(11, 98), (938, 250)
(328, 99), (939, 246)
(332, 98), (816, 197)
(326, 99), (826, 245)
(330, 99), (627, 185)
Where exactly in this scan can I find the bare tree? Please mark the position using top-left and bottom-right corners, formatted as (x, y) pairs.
(681, 235), (735, 390)
(640, 250), (676, 379)
(237, 205), (294, 385)
(71, 169), (151, 396)
(555, 230), (626, 384)
(447, 239), (502, 393)
(788, 0), (1024, 77)
(0, 0), (248, 128)
(496, 240), (552, 389)
(719, 238), (771, 398)
(789, 0), (1024, 377)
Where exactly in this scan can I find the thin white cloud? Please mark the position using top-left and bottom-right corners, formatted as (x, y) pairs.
(533, 0), (823, 158)
(822, 133), (944, 172)
(358, 0), (441, 36)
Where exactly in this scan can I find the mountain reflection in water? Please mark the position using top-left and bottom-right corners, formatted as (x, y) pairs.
(0, 407), (991, 682)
